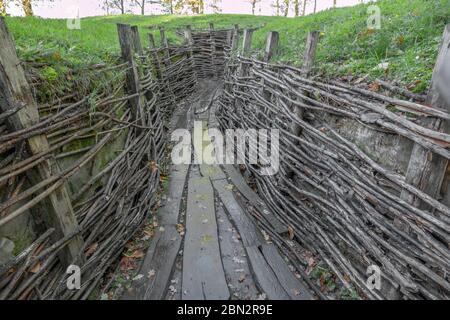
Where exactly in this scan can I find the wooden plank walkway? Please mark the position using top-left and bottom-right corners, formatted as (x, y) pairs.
(182, 170), (229, 300)
(122, 80), (314, 300)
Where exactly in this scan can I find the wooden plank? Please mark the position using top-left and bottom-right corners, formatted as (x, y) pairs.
(245, 245), (290, 300)
(159, 164), (189, 225)
(222, 165), (288, 234)
(212, 179), (263, 247)
(260, 244), (313, 300)
(182, 173), (229, 300)
(0, 17), (84, 267)
(122, 225), (182, 300)
(400, 24), (450, 210)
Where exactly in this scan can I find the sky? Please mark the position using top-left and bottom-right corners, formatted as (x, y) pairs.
(5, 0), (368, 18)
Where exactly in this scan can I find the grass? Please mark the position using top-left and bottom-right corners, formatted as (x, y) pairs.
(4, 0), (450, 96)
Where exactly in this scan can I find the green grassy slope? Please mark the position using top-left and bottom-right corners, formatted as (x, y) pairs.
(5, 0), (450, 96)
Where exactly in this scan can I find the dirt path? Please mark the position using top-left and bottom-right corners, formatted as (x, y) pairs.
(122, 80), (313, 300)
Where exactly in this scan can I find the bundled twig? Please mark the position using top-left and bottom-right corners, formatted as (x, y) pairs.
(217, 55), (450, 300)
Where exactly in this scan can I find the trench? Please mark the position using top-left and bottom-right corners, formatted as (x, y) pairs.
(1, 22), (449, 300)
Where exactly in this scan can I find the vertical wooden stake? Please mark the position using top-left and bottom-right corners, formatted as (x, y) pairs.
(209, 22), (218, 78)
(131, 25), (143, 56)
(261, 31), (279, 101)
(147, 32), (156, 49)
(184, 25), (198, 83)
(117, 23), (144, 126)
(290, 30), (320, 136)
(400, 24), (450, 209)
(239, 28), (254, 77)
(0, 17), (84, 267)
(148, 32), (162, 81)
(231, 24), (240, 51)
(242, 28), (254, 56)
(264, 31), (279, 62)
(159, 26), (170, 62)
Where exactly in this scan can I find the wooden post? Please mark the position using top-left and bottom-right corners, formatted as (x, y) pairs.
(400, 24), (450, 209)
(0, 17), (84, 267)
(209, 22), (218, 78)
(117, 23), (144, 126)
(131, 25), (143, 56)
(148, 32), (162, 82)
(264, 31), (279, 62)
(239, 28), (254, 77)
(242, 28), (254, 56)
(148, 32), (156, 49)
(184, 25), (197, 82)
(231, 24), (240, 51)
(261, 31), (279, 96)
(159, 26), (170, 62)
(290, 30), (320, 136)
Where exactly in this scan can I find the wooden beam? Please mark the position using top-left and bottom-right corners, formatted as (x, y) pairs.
(131, 25), (143, 56)
(290, 30), (320, 136)
(184, 25), (198, 83)
(209, 22), (218, 78)
(260, 31), (279, 101)
(147, 32), (156, 49)
(0, 17), (84, 267)
(239, 28), (254, 78)
(242, 28), (254, 57)
(400, 24), (450, 209)
(117, 23), (144, 125)
(231, 24), (240, 51)
(159, 26), (170, 61)
(264, 31), (279, 62)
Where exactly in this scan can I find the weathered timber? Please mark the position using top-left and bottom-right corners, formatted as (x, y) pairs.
(0, 17), (84, 267)
(231, 24), (240, 51)
(290, 30), (320, 136)
(400, 24), (450, 208)
(263, 31), (279, 63)
(182, 172), (229, 300)
(117, 23), (145, 125)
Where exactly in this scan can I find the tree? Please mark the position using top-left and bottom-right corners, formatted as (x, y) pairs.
(302, 0), (307, 15)
(0, 0), (6, 16)
(131, 0), (160, 15)
(161, 0), (174, 13)
(333, 0), (337, 7)
(313, 0), (316, 13)
(247, 0), (260, 15)
(103, 0), (126, 14)
(206, 0), (221, 13)
(293, 0), (300, 17)
(272, 0), (280, 16)
(186, 0), (204, 14)
(282, 0), (289, 16)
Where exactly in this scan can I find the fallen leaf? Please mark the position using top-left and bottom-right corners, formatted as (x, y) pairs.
(85, 242), (99, 258)
(288, 226), (295, 240)
(368, 82), (380, 92)
(133, 274), (144, 281)
(125, 249), (145, 259)
(30, 262), (41, 274)
(148, 270), (156, 278)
